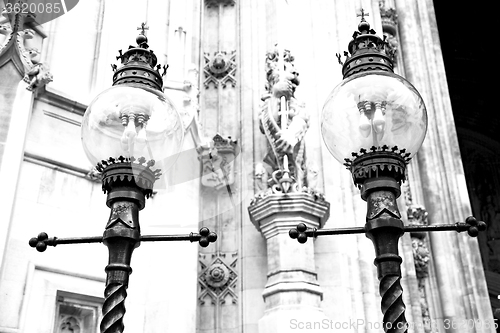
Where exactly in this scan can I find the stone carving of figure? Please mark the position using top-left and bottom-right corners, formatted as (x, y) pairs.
(59, 316), (81, 333)
(22, 41), (52, 91)
(259, 48), (310, 190)
(23, 62), (53, 91)
(306, 161), (319, 190)
(254, 162), (269, 192)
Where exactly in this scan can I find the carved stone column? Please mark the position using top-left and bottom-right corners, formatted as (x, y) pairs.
(248, 192), (330, 333)
(195, 1), (240, 332)
(0, 9), (51, 278)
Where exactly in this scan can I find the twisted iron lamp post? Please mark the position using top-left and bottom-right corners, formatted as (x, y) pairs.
(28, 28), (217, 333)
(289, 15), (485, 333)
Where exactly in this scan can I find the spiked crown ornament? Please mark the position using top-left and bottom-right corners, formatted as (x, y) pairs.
(112, 25), (168, 91)
(337, 10), (396, 79)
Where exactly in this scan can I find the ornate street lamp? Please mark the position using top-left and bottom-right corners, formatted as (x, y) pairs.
(289, 14), (485, 332)
(28, 27), (217, 333)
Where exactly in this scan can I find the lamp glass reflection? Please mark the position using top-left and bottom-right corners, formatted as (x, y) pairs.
(321, 71), (427, 163)
(81, 85), (184, 173)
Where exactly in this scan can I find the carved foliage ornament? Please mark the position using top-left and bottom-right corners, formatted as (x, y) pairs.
(407, 203), (429, 239)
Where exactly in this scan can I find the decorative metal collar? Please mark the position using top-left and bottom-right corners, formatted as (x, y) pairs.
(337, 11), (395, 79)
(344, 145), (411, 198)
(111, 23), (168, 91)
(97, 156), (161, 209)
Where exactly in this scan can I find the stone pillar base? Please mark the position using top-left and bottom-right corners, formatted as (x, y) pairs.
(249, 192), (332, 333)
(259, 307), (333, 333)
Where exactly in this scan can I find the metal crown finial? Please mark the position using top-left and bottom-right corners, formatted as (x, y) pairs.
(335, 10), (394, 78)
(111, 25), (170, 90)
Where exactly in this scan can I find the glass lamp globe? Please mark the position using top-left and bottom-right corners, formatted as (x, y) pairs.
(321, 71), (427, 163)
(81, 84), (184, 173)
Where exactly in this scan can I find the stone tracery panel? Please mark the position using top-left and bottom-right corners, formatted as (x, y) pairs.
(198, 251), (238, 305)
(203, 51), (236, 89)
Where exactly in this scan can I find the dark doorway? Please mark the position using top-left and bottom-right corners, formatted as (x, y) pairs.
(433, 0), (499, 319)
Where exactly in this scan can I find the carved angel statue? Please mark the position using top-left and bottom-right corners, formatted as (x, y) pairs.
(258, 48), (310, 190)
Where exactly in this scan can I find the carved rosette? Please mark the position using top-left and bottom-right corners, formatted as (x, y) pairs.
(203, 51), (236, 88)
(198, 134), (238, 189)
(198, 252), (238, 305)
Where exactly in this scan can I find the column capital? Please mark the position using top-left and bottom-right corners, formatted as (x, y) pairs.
(248, 192), (330, 238)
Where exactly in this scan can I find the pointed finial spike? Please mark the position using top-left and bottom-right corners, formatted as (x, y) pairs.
(336, 53), (343, 65)
(137, 22), (149, 36)
(161, 64), (169, 77)
(357, 8), (369, 21)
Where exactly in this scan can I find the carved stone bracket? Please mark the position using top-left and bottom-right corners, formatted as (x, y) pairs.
(204, 0), (236, 8)
(408, 204), (430, 277)
(0, 6), (52, 91)
(407, 204), (429, 238)
(249, 192), (330, 234)
(405, 186), (432, 330)
(198, 251), (238, 305)
(23, 62), (53, 91)
(412, 235), (430, 279)
(198, 134), (238, 189)
(379, 2), (399, 63)
(203, 51), (236, 88)
(248, 192), (330, 329)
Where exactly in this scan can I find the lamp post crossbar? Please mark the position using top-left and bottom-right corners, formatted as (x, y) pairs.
(290, 215), (485, 333)
(289, 217), (487, 242)
(29, 228), (218, 252)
